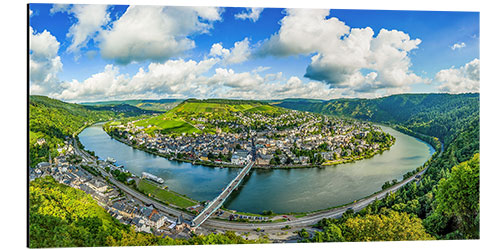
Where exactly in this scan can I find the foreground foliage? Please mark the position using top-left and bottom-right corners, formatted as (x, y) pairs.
(29, 176), (267, 248)
(432, 153), (480, 239)
(308, 209), (434, 242)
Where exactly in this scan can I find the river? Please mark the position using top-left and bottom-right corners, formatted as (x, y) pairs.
(79, 123), (434, 214)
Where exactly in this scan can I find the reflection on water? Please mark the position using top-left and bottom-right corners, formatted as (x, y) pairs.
(79, 123), (434, 213)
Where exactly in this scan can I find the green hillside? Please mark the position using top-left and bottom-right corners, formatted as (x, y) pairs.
(29, 95), (152, 167)
(134, 114), (200, 135)
(134, 99), (283, 135)
(172, 98), (279, 114)
(84, 103), (160, 116)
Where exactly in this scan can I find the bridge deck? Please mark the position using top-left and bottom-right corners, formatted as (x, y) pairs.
(191, 161), (254, 228)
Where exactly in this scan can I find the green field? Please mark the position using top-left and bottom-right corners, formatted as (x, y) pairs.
(137, 180), (197, 208)
(244, 105), (280, 113)
(134, 114), (199, 135)
(173, 102), (263, 114)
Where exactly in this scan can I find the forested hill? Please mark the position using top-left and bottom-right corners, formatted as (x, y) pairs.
(82, 98), (183, 112)
(84, 103), (160, 116)
(275, 93), (479, 146)
(29, 95), (153, 167)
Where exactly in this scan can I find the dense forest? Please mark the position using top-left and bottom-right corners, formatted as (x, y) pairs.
(84, 103), (160, 116)
(29, 176), (266, 247)
(29, 95), (152, 167)
(279, 93), (480, 241)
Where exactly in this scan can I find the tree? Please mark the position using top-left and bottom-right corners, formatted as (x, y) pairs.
(309, 222), (343, 242)
(261, 210), (273, 216)
(341, 210), (434, 241)
(434, 153), (479, 238)
(270, 155), (281, 165)
(298, 229), (310, 239)
(207, 152), (215, 160)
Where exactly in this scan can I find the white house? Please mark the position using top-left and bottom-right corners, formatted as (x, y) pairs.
(231, 150), (251, 165)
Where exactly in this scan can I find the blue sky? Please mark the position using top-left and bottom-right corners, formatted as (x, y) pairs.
(28, 3), (479, 102)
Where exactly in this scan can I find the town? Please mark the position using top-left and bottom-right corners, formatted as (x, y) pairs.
(105, 109), (395, 168)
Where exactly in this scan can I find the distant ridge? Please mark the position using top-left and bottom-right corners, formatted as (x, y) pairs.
(81, 98), (183, 112)
(182, 98), (267, 105)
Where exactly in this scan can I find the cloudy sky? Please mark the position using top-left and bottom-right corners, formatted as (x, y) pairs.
(28, 3), (479, 102)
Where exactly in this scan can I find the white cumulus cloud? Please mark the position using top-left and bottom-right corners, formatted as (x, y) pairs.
(50, 54), (355, 102)
(235, 7), (263, 22)
(451, 42), (466, 50)
(29, 27), (63, 95)
(98, 6), (223, 65)
(53, 58), (220, 101)
(209, 38), (251, 65)
(60, 4), (110, 54)
(435, 58), (479, 94)
(49, 4), (71, 14)
(257, 8), (424, 95)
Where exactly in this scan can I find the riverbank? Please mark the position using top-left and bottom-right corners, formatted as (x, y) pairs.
(104, 127), (396, 170)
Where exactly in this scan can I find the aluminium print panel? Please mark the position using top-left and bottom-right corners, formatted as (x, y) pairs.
(28, 2), (479, 248)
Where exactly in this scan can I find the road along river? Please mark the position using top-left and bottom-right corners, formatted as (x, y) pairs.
(79, 123), (434, 214)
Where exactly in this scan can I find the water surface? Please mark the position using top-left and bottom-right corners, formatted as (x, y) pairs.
(79, 124), (433, 213)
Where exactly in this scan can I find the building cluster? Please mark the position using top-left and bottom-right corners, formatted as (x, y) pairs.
(109, 110), (389, 167)
(30, 156), (193, 237)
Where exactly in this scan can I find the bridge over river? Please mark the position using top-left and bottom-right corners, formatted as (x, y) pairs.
(191, 161), (254, 229)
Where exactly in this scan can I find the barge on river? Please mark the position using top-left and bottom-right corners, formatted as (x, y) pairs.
(142, 172), (165, 184)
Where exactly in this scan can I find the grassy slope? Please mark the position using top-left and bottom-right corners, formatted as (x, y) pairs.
(134, 112), (200, 135)
(134, 99), (281, 135)
(174, 101), (262, 114)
